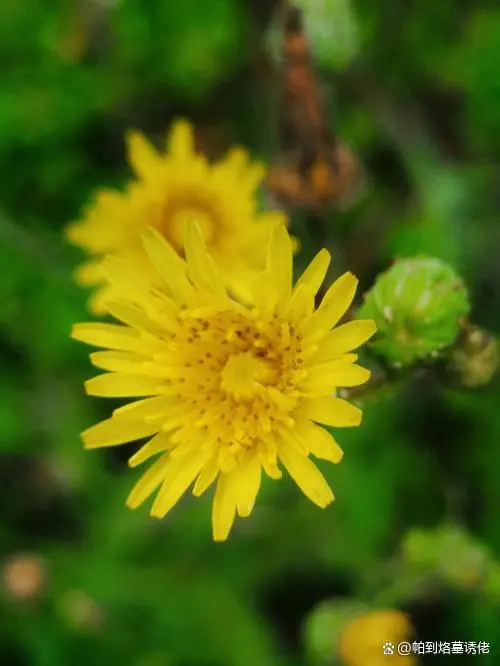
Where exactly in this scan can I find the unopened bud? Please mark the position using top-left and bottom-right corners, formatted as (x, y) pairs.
(401, 528), (436, 569)
(402, 524), (493, 592)
(359, 257), (470, 367)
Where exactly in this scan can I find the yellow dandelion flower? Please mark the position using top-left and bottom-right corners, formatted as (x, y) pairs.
(72, 223), (376, 541)
(338, 609), (417, 665)
(66, 119), (288, 313)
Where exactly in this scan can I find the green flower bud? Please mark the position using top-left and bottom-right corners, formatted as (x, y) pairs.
(359, 257), (470, 367)
(435, 525), (492, 591)
(304, 599), (368, 665)
(403, 524), (493, 592)
(447, 326), (499, 388)
(401, 528), (436, 569)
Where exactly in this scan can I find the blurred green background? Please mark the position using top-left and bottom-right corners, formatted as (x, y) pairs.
(1, 0), (500, 664)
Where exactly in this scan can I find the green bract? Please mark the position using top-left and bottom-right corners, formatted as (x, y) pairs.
(359, 257), (470, 367)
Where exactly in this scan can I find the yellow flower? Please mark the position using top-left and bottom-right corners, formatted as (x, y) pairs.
(338, 609), (417, 666)
(66, 119), (288, 313)
(72, 223), (375, 540)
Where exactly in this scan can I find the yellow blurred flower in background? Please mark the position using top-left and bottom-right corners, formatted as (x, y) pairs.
(66, 119), (288, 313)
(338, 609), (417, 665)
(72, 223), (375, 540)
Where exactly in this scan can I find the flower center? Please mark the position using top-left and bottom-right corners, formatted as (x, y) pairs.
(160, 311), (307, 468)
(168, 209), (213, 253)
(220, 352), (268, 398)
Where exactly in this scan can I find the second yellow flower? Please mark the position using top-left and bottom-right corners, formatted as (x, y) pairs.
(66, 119), (287, 313)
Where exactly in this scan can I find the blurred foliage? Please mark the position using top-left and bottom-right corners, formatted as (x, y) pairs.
(1, 1), (500, 665)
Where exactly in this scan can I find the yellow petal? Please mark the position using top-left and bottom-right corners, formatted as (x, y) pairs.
(85, 373), (164, 398)
(278, 426), (309, 455)
(65, 220), (83, 245)
(315, 320), (377, 361)
(192, 455), (220, 496)
(295, 420), (343, 463)
(244, 211), (289, 265)
(184, 221), (226, 295)
(126, 130), (163, 180)
(328, 363), (371, 387)
(255, 438), (280, 480)
(105, 301), (165, 336)
(141, 228), (196, 305)
(303, 396), (362, 427)
(267, 224), (293, 311)
(286, 283), (314, 322)
(239, 161), (265, 192)
(90, 351), (148, 374)
(126, 452), (171, 509)
(260, 455), (283, 479)
(99, 256), (155, 305)
(278, 442), (334, 508)
(301, 361), (371, 394)
(251, 271), (278, 318)
(67, 220), (111, 251)
(88, 284), (115, 316)
(306, 272), (358, 333)
(294, 248), (331, 297)
(167, 119), (194, 160)
(128, 431), (174, 467)
(113, 395), (173, 420)
(82, 418), (159, 449)
(72, 323), (142, 352)
(74, 261), (102, 287)
(212, 472), (237, 541)
(217, 147), (248, 180)
(236, 457), (261, 517)
(150, 448), (211, 518)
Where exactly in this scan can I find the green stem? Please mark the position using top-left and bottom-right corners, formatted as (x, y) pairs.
(371, 571), (439, 607)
